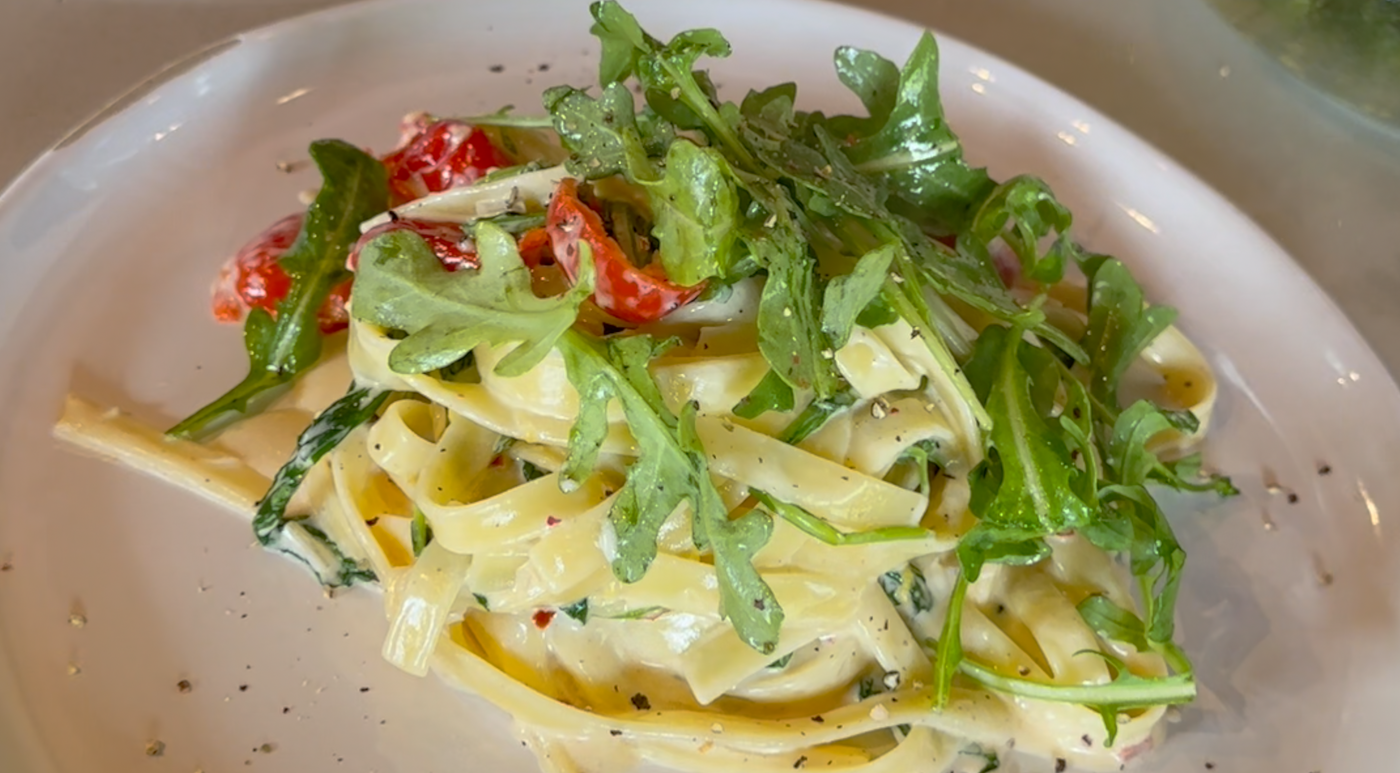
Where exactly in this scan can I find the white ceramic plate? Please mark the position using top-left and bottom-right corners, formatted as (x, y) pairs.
(1, 1), (1396, 771)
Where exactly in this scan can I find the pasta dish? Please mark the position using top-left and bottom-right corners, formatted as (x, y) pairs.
(54, 4), (1236, 772)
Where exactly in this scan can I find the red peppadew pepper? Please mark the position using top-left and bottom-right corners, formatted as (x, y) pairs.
(545, 178), (704, 324)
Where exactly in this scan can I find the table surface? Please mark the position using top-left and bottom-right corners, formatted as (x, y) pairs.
(3, 0), (1398, 372)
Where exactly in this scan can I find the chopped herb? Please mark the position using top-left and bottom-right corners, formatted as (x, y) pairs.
(562, 599), (590, 624)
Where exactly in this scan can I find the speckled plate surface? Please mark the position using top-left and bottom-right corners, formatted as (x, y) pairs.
(0, 1), (1396, 771)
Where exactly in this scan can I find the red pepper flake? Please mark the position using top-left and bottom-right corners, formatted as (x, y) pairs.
(546, 516), (561, 527)
(532, 609), (556, 629)
(490, 455), (507, 468)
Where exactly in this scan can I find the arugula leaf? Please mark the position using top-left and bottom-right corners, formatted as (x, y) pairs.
(826, 45), (900, 139)
(821, 243), (896, 348)
(682, 407), (784, 653)
(932, 572), (968, 708)
(276, 521), (376, 588)
(958, 323), (1093, 581)
(838, 33), (996, 232)
(1155, 453), (1239, 497)
(751, 490), (928, 546)
(732, 369), (796, 419)
(754, 125), (886, 220)
(1078, 593), (1193, 676)
(956, 652), (1195, 747)
(169, 140), (388, 440)
(1099, 483), (1187, 646)
(1081, 257), (1177, 406)
(544, 83), (659, 181)
(559, 329), (783, 653)
(968, 175), (1077, 285)
(589, 1), (755, 168)
(589, 0), (648, 84)
(253, 386), (390, 546)
(351, 222), (592, 377)
(1077, 595), (1151, 652)
(754, 234), (841, 397)
(778, 389), (855, 444)
(650, 139), (739, 286)
(740, 82), (798, 126)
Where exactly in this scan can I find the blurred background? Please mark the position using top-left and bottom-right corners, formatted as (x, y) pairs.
(2, 0), (1399, 369)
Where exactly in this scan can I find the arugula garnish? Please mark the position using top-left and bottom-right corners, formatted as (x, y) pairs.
(558, 330), (784, 653)
(956, 651), (1196, 747)
(751, 490), (928, 546)
(732, 369), (796, 420)
(833, 33), (996, 232)
(1081, 256), (1177, 406)
(170, 140), (388, 440)
(650, 139), (741, 287)
(252, 385), (390, 547)
(562, 599), (590, 624)
(350, 221), (592, 377)
(821, 243), (897, 348)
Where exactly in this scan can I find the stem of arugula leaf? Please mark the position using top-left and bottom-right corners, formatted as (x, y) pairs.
(750, 490), (930, 546)
(662, 62), (757, 171)
(453, 114), (557, 128)
(932, 571), (969, 709)
(956, 658), (1196, 706)
(881, 272), (992, 430)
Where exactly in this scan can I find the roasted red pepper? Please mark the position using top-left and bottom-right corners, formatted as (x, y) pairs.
(211, 118), (509, 330)
(381, 115), (514, 205)
(211, 213), (353, 333)
(545, 179), (704, 324)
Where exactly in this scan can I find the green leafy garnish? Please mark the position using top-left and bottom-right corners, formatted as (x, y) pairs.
(169, 140), (388, 440)
(1081, 257), (1176, 406)
(821, 243), (897, 348)
(649, 139), (740, 287)
(834, 34), (995, 231)
(558, 330), (783, 653)
(411, 507), (432, 558)
(777, 390), (855, 444)
(252, 385), (390, 546)
(732, 369), (796, 420)
(956, 652), (1196, 747)
(562, 599), (590, 624)
(350, 221), (592, 377)
(751, 490), (928, 546)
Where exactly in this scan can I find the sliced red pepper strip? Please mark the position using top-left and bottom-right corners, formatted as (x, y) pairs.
(545, 178), (704, 324)
(381, 116), (515, 205)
